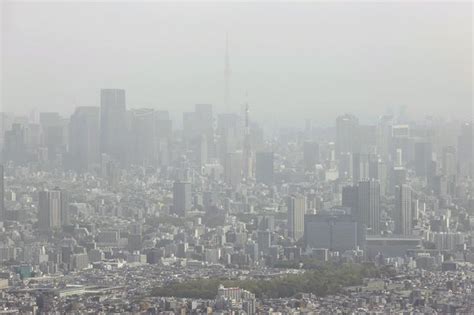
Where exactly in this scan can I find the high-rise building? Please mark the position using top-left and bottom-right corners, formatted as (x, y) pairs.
(183, 104), (213, 139)
(287, 194), (306, 241)
(195, 104), (213, 139)
(24, 123), (41, 157)
(173, 182), (191, 217)
(255, 151), (274, 185)
(156, 110), (173, 139)
(338, 152), (353, 179)
(303, 141), (319, 171)
(395, 148), (403, 166)
(441, 146), (457, 178)
(100, 89), (127, 162)
(394, 184), (413, 235)
(130, 108), (157, 165)
(224, 152), (242, 188)
(243, 104), (253, 180)
(352, 153), (369, 184)
(155, 110), (172, 167)
(39, 112), (67, 162)
(68, 106), (100, 172)
(390, 166), (407, 193)
(369, 155), (388, 196)
(458, 122), (473, 178)
(357, 179), (380, 235)
(182, 105), (214, 167)
(196, 135), (208, 167)
(38, 190), (60, 231)
(376, 115), (393, 161)
(336, 114), (359, 157)
(196, 104), (214, 159)
(0, 165), (4, 221)
(414, 142), (433, 178)
(257, 230), (271, 255)
(342, 185), (358, 217)
(3, 124), (27, 164)
(217, 113), (243, 164)
(38, 188), (69, 231)
(183, 111), (198, 142)
(59, 189), (70, 226)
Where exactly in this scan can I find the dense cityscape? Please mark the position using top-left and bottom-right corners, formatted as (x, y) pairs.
(2, 0), (473, 313)
(0, 88), (471, 313)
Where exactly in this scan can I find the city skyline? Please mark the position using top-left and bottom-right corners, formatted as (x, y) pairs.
(0, 1), (473, 313)
(2, 1), (472, 127)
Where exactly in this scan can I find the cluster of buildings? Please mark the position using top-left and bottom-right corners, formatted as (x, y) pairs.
(0, 89), (472, 312)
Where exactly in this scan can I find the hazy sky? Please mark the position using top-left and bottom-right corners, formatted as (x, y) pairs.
(1, 1), (472, 127)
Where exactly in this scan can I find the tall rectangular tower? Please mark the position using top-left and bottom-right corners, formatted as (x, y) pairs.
(357, 180), (381, 235)
(100, 89), (127, 162)
(287, 194), (306, 241)
(224, 152), (243, 188)
(38, 189), (67, 231)
(394, 184), (413, 235)
(336, 114), (359, 158)
(173, 182), (191, 217)
(69, 106), (100, 172)
(0, 165), (4, 221)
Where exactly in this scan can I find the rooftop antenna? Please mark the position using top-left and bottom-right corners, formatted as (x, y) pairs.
(224, 32), (231, 113)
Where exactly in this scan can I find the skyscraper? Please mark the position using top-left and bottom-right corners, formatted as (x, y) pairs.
(338, 152), (353, 179)
(224, 152), (243, 188)
(336, 114), (359, 158)
(217, 113), (243, 165)
(376, 115), (393, 161)
(352, 153), (369, 184)
(156, 110), (173, 167)
(130, 108), (157, 165)
(357, 179), (380, 235)
(3, 123), (27, 164)
(195, 104), (213, 140)
(39, 112), (66, 162)
(183, 111), (198, 142)
(342, 185), (358, 217)
(458, 122), (473, 178)
(257, 230), (271, 255)
(255, 151), (274, 185)
(414, 141), (433, 178)
(173, 182), (191, 217)
(156, 110), (173, 139)
(394, 184), (413, 235)
(243, 103), (253, 180)
(68, 106), (100, 172)
(368, 155), (388, 196)
(0, 165), (4, 221)
(38, 188), (69, 231)
(100, 89), (127, 163)
(59, 189), (70, 226)
(441, 146), (457, 178)
(287, 194), (306, 241)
